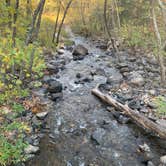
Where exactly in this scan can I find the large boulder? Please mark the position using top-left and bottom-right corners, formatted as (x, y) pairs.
(72, 44), (88, 60)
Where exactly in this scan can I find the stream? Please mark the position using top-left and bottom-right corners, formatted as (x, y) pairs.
(26, 31), (166, 166)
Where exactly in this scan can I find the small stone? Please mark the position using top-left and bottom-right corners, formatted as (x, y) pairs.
(36, 112), (48, 120)
(118, 115), (130, 124)
(91, 128), (105, 145)
(50, 92), (63, 101)
(129, 71), (144, 86)
(76, 73), (82, 78)
(148, 90), (156, 96)
(24, 145), (39, 154)
(47, 80), (63, 93)
(160, 155), (166, 164)
(57, 49), (65, 55)
(139, 143), (151, 152)
(147, 161), (155, 166)
(147, 102), (158, 109)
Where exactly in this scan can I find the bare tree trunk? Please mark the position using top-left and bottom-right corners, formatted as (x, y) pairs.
(12, 0), (19, 47)
(52, 0), (61, 43)
(104, 0), (120, 61)
(151, 0), (166, 86)
(34, 0), (45, 40)
(56, 0), (73, 44)
(26, 0), (46, 45)
(26, 0), (32, 19)
(6, 0), (12, 29)
(80, 0), (86, 26)
(113, 0), (121, 30)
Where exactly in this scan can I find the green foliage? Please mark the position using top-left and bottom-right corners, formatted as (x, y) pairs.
(154, 96), (166, 116)
(0, 136), (27, 166)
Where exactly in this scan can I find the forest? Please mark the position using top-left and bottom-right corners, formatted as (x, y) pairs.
(0, 0), (166, 166)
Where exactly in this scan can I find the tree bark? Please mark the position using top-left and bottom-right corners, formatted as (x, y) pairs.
(26, 0), (32, 19)
(52, 0), (61, 43)
(56, 0), (73, 44)
(26, 0), (46, 45)
(92, 87), (166, 139)
(12, 0), (19, 47)
(151, 0), (166, 86)
(6, 0), (12, 29)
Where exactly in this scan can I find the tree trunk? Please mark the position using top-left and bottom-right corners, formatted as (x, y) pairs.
(26, 0), (46, 45)
(151, 0), (166, 86)
(12, 0), (19, 47)
(104, 0), (119, 58)
(33, 0), (45, 40)
(52, 0), (61, 43)
(56, 0), (73, 44)
(6, 0), (12, 29)
(92, 87), (166, 139)
(26, 0), (32, 19)
(113, 0), (121, 30)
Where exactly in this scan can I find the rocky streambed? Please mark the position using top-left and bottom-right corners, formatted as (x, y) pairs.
(26, 33), (166, 166)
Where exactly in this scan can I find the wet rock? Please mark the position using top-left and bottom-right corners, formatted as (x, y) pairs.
(36, 112), (48, 120)
(160, 155), (166, 165)
(147, 161), (155, 166)
(128, 100), (141, 110)
(57, 49), (65, 55)
(128, 71), (144, 86)
(32, 116), (42, 128)
(72, 44), (88, 60)
(147, 102), (158, 109)
(50, 92), (63, 101)
(47, 80), (63, 93)
(76, 73), (82, 78)
(24, 145), (39, 154)
(106, 73), (123, 85)
(91, 128), (105, 145)
(116, 62), (128, 69)
(139, 143), (151, 152)
(46, 64), (59, 74)
(117, 115), (130, 124)
(26, 154), (35, 161)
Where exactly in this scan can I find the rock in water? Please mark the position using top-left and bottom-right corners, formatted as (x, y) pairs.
(36, 112), (48, 120)
(160, 155), (166, 165)
(47, 80), (63, 93)
(24, 145), (39, 154)
(128, 71), (144, 86)
(72, 44), (88, 60)
(91, 128), (105, 145)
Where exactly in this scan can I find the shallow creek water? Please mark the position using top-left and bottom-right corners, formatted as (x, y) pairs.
(26, 33), (166, 166)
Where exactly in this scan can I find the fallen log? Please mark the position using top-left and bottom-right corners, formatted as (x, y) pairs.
(92, 87), (166, 139)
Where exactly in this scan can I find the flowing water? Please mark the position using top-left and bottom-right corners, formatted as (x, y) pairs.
(26, 32), (166, 166)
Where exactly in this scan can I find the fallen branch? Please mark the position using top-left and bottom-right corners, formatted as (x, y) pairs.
(92, 87), (166, 139)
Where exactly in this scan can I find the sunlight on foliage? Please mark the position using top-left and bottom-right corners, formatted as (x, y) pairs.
(154, 96), (166, 116)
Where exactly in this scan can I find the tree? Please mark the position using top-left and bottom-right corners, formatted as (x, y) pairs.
(52, 0), (61, 43)
(56, 0), (73, 44)
(103, 0), (119, 59)
(6, 0), (12, 29)
(151, 0), (166, 85)
(26, 0), (46, 45)
(12, 0), (19, 47)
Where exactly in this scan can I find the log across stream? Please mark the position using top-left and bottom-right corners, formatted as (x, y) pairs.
(92, 86), (166, 139)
